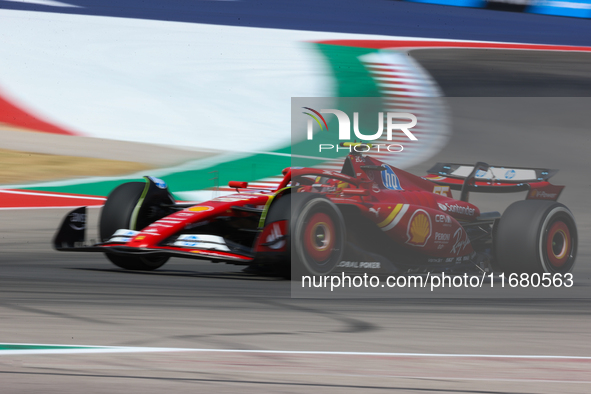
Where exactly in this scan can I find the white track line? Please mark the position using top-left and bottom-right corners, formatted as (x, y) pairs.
(1, 344), (591, 360)
(0, 189), (106, 200)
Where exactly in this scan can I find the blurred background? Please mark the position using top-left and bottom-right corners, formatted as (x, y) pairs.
(1, 1), (591, 393)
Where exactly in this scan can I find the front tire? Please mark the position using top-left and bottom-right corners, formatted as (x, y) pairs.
(100, 182), (169, 271)
(104, 253), (169, 271)
(495, 200), (577, 274)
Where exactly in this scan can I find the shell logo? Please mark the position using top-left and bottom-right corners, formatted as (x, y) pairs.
(406, 209), (432, 247)
(188, 206), (214, 213)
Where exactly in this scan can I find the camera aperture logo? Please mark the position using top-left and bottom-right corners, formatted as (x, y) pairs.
(303, 107), (417, 153)
(302, 107), (329, 132)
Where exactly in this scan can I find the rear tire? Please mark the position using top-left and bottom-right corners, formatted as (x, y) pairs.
(100, 182), (169, 271)
(495, 200), (577, 274)
(291, 193), (346, 278)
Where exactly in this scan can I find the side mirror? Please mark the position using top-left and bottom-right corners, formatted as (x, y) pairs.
(228, 181), (248, 189)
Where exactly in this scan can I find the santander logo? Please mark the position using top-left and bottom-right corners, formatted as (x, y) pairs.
(438, 202), (476, 217)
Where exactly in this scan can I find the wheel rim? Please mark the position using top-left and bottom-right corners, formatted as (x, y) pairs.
(546, 221), (571, 268)
(303, 212), (335, 263)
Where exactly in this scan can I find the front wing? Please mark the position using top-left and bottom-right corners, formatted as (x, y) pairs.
(53, 207), (255, 264)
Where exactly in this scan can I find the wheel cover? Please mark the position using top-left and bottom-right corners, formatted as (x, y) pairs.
(546, 221), (571, 268)
(142, 255), (169, 267)
(303, 212), (335, 262)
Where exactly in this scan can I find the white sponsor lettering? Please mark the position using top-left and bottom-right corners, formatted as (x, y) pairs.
(438, 203), (475, 217)
(533, 190), (558, 199)
(177, 234), (226, 244)
(173, 241), (230, 252)
(435, 214), (451, 224)
(450, 228), (471, 255)
(360, 262), (381, 269)
(147, 223), (173, 228)
(106, 236), (132, 243)
(336, 261), (381, 269)
(434, 232), (450, 241)
(112, 229), (139, 237)
(175, 212), (194, 217)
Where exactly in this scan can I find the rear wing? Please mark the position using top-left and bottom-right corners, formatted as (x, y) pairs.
(424, 162), (564, 202)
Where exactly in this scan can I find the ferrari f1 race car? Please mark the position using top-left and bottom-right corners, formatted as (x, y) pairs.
(54, 148), (577, 278)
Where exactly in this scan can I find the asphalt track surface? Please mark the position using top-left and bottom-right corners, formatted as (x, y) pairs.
(1, 49), (591, 393)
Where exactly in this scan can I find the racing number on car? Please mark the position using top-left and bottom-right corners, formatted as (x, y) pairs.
(433, 186), (450, 197)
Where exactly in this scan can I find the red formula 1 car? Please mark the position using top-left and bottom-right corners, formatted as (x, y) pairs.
(54, 149), (577, 278)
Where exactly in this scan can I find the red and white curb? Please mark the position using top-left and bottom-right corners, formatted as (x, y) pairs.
(0, 189), (105, 210)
